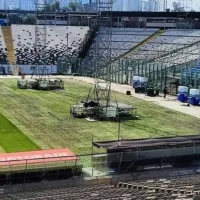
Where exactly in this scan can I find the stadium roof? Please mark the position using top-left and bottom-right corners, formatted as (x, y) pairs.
(110, 11), (200, 18)
(0, 10), (200, 19)
(93, 134), (200, 151)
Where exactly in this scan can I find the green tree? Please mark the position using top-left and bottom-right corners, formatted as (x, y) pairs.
(9, 14), (22, 24)
(43, 1), (60, 12)
(23, 15), (36, 25)
(172, 2), (185, 12)
(50, 1), (60, 11)
(68, 2), (77, 11)
(62, 6), (69, 10)
(55, 1), (60, 10)
(45, 3), (51, 11)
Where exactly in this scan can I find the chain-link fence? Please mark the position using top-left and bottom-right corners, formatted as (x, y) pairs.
(2, 44), (200, 94)
(56, 53), (200, 93)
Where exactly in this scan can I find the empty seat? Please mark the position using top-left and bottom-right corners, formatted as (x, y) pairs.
(11, 24), (89, 65)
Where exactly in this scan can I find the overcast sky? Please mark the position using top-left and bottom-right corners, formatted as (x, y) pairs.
(167, 0), (200, 11)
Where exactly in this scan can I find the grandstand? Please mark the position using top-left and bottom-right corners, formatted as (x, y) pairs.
(0, 27), (8, 64)
(129, 29), (200, 60)
(2, 175), (200, 199)
(67, 27), (200, 90)
(87, 28), (159, 59)
(0, 26), (162, 68)
(0, 24), (199, 87)
(11, 25), (90, 65)
(81, 28), (159, 71)
(1, 6), (200, 200)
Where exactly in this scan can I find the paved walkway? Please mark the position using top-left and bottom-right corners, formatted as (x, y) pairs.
(2, 75), (200, 118)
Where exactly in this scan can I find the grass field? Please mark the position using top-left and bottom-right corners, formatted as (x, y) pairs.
(0, 78), (200, 155)
(0, 113), (39, 152)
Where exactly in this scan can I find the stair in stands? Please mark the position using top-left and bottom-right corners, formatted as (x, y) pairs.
(78, 26), (97, 59)
(112, 29), (164, 63)
(1, 26), (17, 75)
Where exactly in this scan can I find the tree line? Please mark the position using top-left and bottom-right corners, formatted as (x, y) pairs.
(172, 1), (195, 12)
(43, 1), (80, 12)
(8, 1), (197, 25)
(9, 1), (81, 25)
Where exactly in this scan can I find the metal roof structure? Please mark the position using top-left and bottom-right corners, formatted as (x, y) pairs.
(93, 134), (200, 150)
(1, 10), (200, 19)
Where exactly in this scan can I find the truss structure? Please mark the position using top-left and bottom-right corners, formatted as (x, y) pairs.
(87, 0), (114, 107)
(32, 0), (49, 80)
(17, 0), (64, 90)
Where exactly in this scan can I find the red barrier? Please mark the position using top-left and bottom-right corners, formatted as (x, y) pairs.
(0, 148), (77, 166)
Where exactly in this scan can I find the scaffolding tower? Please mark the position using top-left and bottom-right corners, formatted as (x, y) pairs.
(32, 0), (49, 80)
(87, 0), (114, 107)
(17, 0), (64, 90)
(70, 0), (135, 119)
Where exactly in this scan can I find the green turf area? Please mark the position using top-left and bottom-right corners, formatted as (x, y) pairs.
(0, 78), (200, 155)
(0, 112), (40, 152)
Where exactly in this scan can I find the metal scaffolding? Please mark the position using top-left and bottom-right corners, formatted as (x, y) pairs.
(17, 0), (64, 90)
(87, 0), (114, 107)
(32, 0), (49, 80)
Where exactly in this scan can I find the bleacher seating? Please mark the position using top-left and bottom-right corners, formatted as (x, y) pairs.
(0, 26), (8, 64)
(88, 28), (159, 58)
(129, 29), (200, 61)
(1, 25), (200, 76)
(82, 28), (159, 72)
(2, 175), (200, 199)
(11, 25), (89, 65)
(156, 44), (199, 67)
(89, 28), (158, 58)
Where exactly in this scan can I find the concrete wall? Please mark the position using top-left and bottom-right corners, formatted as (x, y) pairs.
(0, 65), (57, 75)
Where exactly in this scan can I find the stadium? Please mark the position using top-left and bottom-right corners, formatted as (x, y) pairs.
(1, 0), (200, 199)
